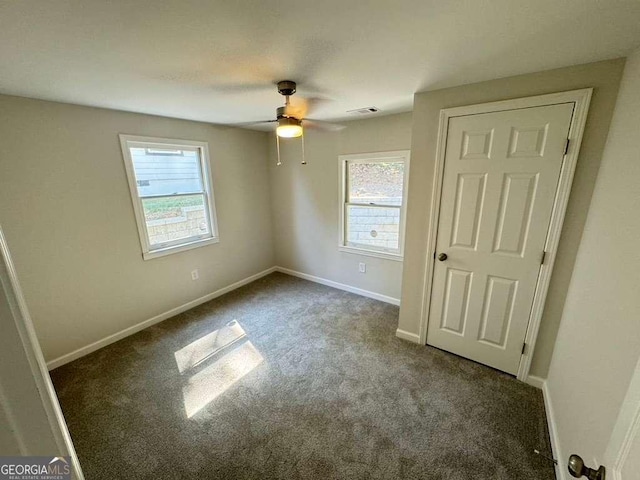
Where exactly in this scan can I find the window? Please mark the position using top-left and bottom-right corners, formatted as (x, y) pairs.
(119, 135), (219, 260)
(339, 151), (410, 260)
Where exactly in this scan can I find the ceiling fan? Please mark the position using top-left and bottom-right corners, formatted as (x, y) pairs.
(243, 80), (345, 165)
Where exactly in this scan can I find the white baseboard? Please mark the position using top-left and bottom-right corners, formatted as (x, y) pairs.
(48, 266), (399, 370)
(46, 267), (277, 370)
(395, 328), (421, 343)
(541, 379), (566, 480)
(275, 266), (400, 306)
(526, 375), (545, 390)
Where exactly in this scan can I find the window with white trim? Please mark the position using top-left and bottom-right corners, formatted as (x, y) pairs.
(119, 135), (219, 260)
(339, 151), (410, 260)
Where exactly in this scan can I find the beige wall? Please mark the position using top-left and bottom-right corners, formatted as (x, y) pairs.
(0, 95), (274, 362)
(546, 48), (640, 468)
(398, 58), (625, 378)
(269, 113), (412, 300)
(0, 59), (626, 376)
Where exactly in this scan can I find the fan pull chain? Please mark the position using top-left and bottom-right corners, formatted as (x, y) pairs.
(301, 129), (306, 165)
(276, 133), (282, 166)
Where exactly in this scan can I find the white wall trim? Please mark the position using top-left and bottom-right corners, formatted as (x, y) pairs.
(275, 266), (400, 306)
(395, 328), (421, 343)
(338, 150), (411, 259)
(46, 267), (277, 370)
(338, 245), (404, 262)
(517, 89), (592, 382)
(48, 265), (401, 370)
(416, 88), (593, 384)
(542, 379), (567, 480)
(118, 134), (220, 261)
(525, 375), (545, 390)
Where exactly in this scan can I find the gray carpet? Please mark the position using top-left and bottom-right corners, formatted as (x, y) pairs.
(51, 272), (556, 480)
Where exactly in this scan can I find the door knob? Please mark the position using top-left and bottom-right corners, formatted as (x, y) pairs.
(568, 454), (605, 480)
(438, 253), (448, 261)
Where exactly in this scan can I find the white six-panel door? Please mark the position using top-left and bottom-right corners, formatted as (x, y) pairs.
(426, 103), (574, 375)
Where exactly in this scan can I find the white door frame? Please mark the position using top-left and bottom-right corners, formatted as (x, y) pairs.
(418, 88), (592, 382)
(0, 225), (84, 478)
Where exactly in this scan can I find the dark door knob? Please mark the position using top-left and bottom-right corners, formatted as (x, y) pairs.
(438, 253), (448, 261)
(568, 454), (605, 480)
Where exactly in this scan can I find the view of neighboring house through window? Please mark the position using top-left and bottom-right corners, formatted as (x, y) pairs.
(339, 151), (410, 260)
(119, 135), (218, 259)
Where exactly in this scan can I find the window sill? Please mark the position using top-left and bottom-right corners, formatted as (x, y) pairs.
(143, 237), (219, 260)
(338, 245), (404, 262)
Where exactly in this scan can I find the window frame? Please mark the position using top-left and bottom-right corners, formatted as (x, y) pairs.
(338, 150), (410, 261)
(119, 134), (219, 260)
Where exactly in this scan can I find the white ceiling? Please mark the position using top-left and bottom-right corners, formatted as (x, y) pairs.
(1, 0), (639, 128)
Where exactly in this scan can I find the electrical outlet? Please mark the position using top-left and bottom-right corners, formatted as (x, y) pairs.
(191, 269), (199, 281)
(359, 262), (366, 273)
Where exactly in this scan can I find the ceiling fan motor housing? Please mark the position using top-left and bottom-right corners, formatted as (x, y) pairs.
(277, 80), (297, 97)
(277, 116), (302, 128)
(276, 106), (295, 119)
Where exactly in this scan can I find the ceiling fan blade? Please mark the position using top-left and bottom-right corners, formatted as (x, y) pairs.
(303, 119), (346, 132)
(285, 96), (328, 119)
(231, 119), (277, 127)
(284, 97), (309, 119)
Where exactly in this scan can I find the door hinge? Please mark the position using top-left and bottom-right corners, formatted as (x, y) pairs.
(563, 138), (570, 156)
(541, 250), (547, 265)
(522, 342), (527, 355)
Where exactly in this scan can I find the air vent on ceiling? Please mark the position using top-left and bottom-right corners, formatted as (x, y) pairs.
(347, 107), (380, 115)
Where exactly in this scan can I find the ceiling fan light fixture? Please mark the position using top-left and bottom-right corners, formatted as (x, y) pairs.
(276, 117), (303, 138)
